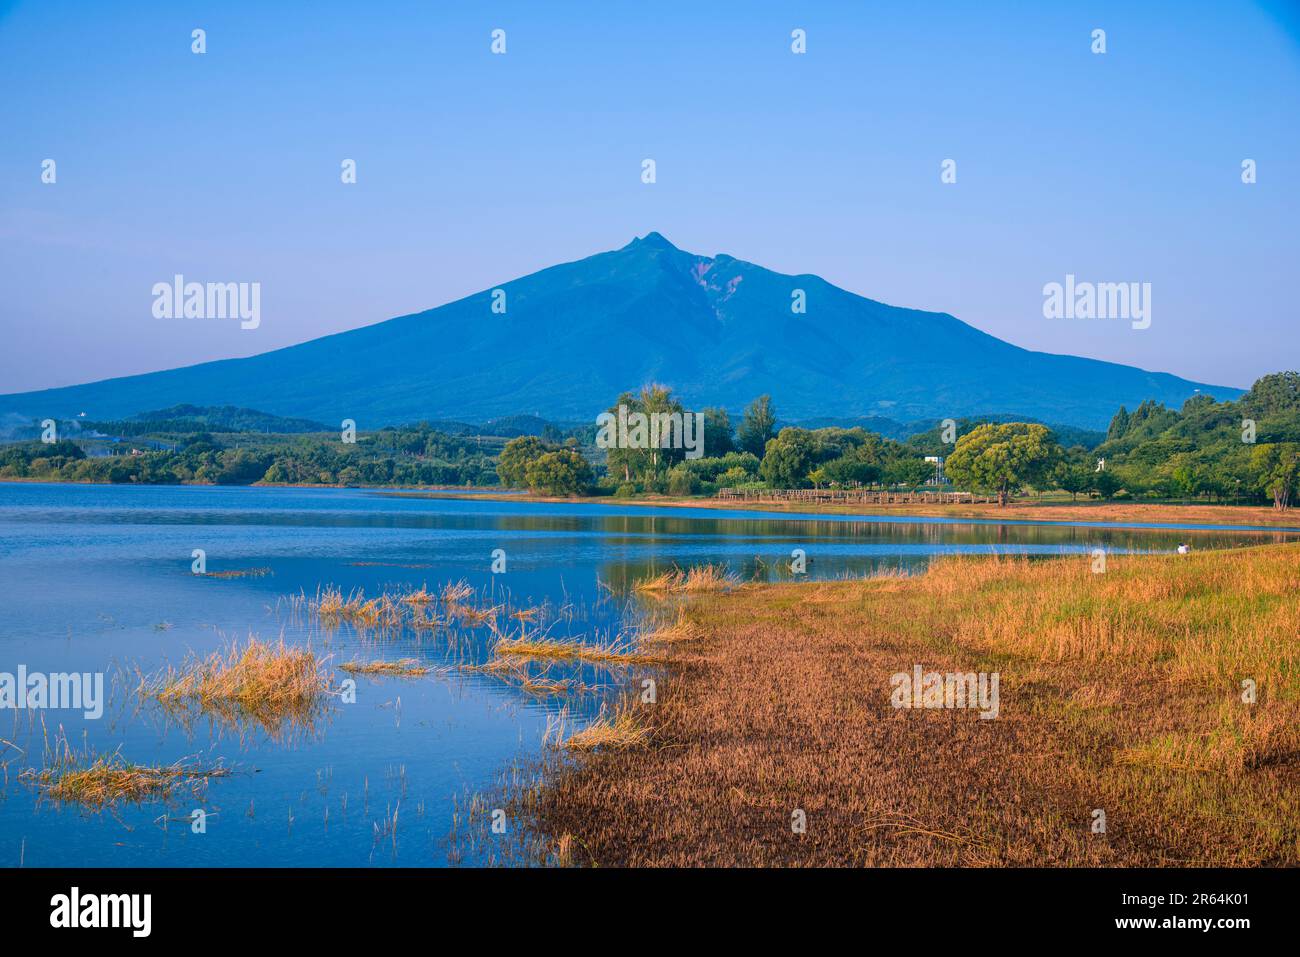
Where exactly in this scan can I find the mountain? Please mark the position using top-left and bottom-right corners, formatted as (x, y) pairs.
(788, 415), (913, 441)
(85, 405), (329, 435)
(0, 232), (1241, 430)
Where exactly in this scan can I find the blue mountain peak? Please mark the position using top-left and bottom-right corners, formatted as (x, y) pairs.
(625, 231), (678, 251)
(0, 233), (1242, 430)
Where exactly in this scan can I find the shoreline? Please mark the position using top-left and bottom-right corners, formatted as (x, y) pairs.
(0, 477), (485, 492)
(412, 489), (1300, 532)
(4, 478), (1298, 533)
(526, 543), (1300, 866)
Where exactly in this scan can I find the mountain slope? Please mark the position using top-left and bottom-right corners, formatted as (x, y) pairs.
(0, 232), (1241, 430)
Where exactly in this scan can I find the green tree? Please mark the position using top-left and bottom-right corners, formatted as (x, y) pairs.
(1242, 371), (1300, 418)
(884, 457), (933, 489)
(639, 383), (688, 480)
(737, 395), (777, 458)
(1162, 453), (1205, 502)
(665, 463), (699, 496)
(701, 407), (734, 457)
(601, 391), (640, 483)
(1106, 405), (1131, 441)
(1250, 442), (1300, 511)
(1090, 469), (1122, 500)
(823, 455), (881, 487)
(945, 423), (1063, 506)
(759, 428), (818, 488)
(524, 449), (593, 496)
(497, 436), (551, 488)
(1052, 461), (1092, 501)
(215, 449), (272, 485)
(600, 385), (688, 486)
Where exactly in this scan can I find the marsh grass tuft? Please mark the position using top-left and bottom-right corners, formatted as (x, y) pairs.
(448, 603), (500, 626)
(493, 636), (663, 665)
(24, 757), (229, 807)
(21, 732), (228, 808)
(138, 637), (333, 733)
(440, 580), (475, 605)
(553, 705), (651, 752)
(463, 658), (595, 697)
(682, 564), (739, 592)
(634, 564), (738, 596)
(639, 612), (699, 645)
(340, 658), (430, 677)
(304, 581), (507, 634)
(633, 569), (684, 593)
(310, 586), (401, 627)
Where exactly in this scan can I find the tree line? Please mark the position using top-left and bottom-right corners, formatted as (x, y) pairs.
(6, 371), (1297, 509)
(498, 372), (1300, 509)
(0, 425), (498, 487)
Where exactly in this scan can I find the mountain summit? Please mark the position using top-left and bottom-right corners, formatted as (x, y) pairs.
(0, 234), (1238, 429)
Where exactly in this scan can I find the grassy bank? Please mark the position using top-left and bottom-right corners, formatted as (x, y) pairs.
(528, 543), (1300, 866)
(685, 496), (1300, 530)
(421, 489), (1300, 530)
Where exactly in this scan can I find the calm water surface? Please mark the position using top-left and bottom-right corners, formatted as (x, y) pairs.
(0, 482), (1291, 867)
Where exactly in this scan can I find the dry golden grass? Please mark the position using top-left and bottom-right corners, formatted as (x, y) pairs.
(139, 637), (333, 732)
(554, 833), (576, 867)
(554, 706), (652, 752)
(310, 586), (404, 629)
(682, 564), (740, 592)
(633, 569), (684, 593)
(462, 659), (594, 698)
(639, 613), (699, 645)
(463, 657), (522, 677)
(340, 658), (430, 676)
(634, 564), (738, 596)
(493, 636), (663, 665)
(440, 580), (475, 604)
(21, 748), (228, 807)
(448, 603), (500, 625)
(526, 543), (1300, 867)
(305, 581), (510, 634)
(409, 609), (442, 631)
(519, 676), (592, 697)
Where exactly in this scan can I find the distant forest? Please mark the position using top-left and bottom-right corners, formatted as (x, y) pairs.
(2, 372), (1297, 509)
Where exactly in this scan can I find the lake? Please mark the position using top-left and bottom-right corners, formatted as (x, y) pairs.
(0, 482), (1291, 867)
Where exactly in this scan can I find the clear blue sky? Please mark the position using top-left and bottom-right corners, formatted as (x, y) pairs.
(2, 0), (1297, 395)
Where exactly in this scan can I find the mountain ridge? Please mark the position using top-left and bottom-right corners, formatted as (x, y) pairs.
(0, 233), (1241, 430)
